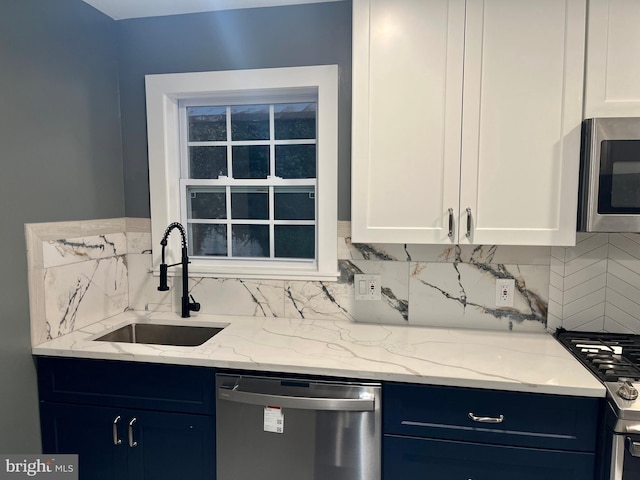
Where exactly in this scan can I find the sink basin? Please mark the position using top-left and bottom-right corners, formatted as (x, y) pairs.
(93, 323), (225, 347)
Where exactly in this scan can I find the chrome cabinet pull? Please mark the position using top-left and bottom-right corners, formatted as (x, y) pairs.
(468, 412), (504, 424)
(448, 208), (454, 238)
(112, 416), (122, 445)
(466, 208), (472, 237)
(128, 418), (138, 447)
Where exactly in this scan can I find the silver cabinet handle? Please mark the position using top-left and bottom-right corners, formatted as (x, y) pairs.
(128, 418), (138, 447)
(466, 208), (472, 237)
(628, 438), (640, 457)
(468, 412), (504, 424)
(112, 416), (122, 445)
(448, 208), (454, 238)
(218, 387), (375, 412)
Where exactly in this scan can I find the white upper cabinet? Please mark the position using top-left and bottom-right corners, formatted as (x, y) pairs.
(351, 0), (465, 244)
(584, 0), (640, 118)
(351, 0), (586, 246)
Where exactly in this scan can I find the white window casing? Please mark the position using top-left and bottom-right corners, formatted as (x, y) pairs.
(146, 65), (339, 280)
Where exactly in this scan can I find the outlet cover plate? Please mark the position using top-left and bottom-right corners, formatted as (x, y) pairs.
(354, 274), (381, 301)
(495, 278), (515, 307)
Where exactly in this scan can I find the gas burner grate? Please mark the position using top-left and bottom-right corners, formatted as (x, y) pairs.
(555, 329), (640, 383)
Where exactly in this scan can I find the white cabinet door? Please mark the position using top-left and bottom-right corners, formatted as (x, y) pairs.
(459, 0), (585, 246)
(352, 0), (585, 246)
(584, 0), (640, 118)
(351, 0), (465, 244)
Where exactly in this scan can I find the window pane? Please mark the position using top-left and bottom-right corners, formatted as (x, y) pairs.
(232, 225), (269, 257)
(275, 226), (315, 259)
(187, 187), (226, 219)
(189, 224), (227, 256)
(190, 146), (227, 179)
(188, 106), (226, 142)
(232, 145), (269, 179)
(275, 187), (315, 220)
(231, 105), (269, 140)
(274, 103), (317, 140)
(231, 187), (269, 220)
(275, 145), (316, 179)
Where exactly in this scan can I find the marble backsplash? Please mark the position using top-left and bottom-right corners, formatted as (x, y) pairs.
(26, 218), (554, 346)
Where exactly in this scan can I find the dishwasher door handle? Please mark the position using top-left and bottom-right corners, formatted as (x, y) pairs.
(218, 387), (375, 412)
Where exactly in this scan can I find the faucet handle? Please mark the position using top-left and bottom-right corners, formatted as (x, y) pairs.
(188, 295), (201, 313)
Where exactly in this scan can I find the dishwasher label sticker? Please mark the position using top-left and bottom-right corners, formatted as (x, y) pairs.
(264, 406), (284, 433)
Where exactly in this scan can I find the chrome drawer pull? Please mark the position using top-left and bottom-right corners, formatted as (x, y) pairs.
(112, 416), (122, 445)
(128, 418), (138, 447)
(468, 412), (504, 424)
(448, 208), (454, 238)
(465, 208), (472, 237)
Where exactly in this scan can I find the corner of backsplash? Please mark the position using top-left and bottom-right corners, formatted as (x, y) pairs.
(26, 218), (131, 347)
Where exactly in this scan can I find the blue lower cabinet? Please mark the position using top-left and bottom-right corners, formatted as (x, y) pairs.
(41, 403), (126, 480)
(383, 434), (595, 480)
(128, 409), (215, 480)
(40, 402), (215, 480)
(38, 357), (216, 480)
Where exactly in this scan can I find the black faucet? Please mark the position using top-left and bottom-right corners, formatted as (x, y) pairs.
(157, 222), (200, 318)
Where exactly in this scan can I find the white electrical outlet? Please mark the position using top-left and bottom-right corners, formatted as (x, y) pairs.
(354, 274), (381, 301)
(495, 278), (515, 307)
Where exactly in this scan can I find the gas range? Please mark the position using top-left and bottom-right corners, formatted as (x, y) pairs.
(555, 328), (640, 419)
(555, 329), (640, 382)
(555, 328), (640, 479)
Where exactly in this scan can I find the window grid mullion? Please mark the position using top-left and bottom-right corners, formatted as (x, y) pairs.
(269, 104), (276, 178)
(226, 106), (233, 179)
(187, 139), (316, 147)
(269, 186), (275, 258)
(225, 185), (232, 258)
(269, 104), (276, 259)
(225, 106), (233, 258)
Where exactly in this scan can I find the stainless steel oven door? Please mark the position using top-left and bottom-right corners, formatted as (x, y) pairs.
(610, 433), (640, 479)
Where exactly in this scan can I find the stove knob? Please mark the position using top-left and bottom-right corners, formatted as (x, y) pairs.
(618, 380), (639, 401)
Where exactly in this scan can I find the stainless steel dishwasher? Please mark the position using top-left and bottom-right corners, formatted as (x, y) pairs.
(215, 373), (381, 480)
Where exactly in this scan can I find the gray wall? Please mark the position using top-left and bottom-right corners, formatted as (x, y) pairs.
(118, 1), (352, 220)
(0, 0), (124, 451)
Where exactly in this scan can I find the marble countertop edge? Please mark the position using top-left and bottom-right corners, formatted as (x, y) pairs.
(31, 311), (607, 399)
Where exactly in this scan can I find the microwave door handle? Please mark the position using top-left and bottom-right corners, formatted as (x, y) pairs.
(218, 387), (375, 412)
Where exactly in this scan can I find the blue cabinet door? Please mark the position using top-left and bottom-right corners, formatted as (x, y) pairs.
(127, 409), (215, 480)
(384, 435), (595, 480)
(40, 402), (215, 480)
(40, 402), (127, 480)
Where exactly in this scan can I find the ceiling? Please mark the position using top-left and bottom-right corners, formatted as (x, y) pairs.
(81, 0), (342, 20)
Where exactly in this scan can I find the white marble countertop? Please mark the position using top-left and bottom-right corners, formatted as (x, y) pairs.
(32, 311), (605, 398)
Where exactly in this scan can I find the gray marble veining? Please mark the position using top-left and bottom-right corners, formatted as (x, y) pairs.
(31, 311), (605, 398)
(409, 262), (549, 332)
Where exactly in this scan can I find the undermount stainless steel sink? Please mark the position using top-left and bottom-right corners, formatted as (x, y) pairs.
(93, 323), (225, 347)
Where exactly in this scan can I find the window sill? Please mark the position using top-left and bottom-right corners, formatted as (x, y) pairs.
(153, 266), (340, 282)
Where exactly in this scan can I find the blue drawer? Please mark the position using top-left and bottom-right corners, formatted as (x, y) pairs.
(37, 356), (216, 414)
(383, 382), (601, 452)
(384, 434), (595, 480)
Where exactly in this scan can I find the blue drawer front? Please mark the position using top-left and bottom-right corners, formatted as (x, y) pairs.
(37, 357), (216, 414)
(383, 382), (601, 451)
(384, 435), (595, 480)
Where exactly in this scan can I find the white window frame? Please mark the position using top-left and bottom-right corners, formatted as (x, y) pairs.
(146, 66), (339, 280)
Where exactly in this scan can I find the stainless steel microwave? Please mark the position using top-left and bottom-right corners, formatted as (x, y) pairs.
(578, 117), (640, 232)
